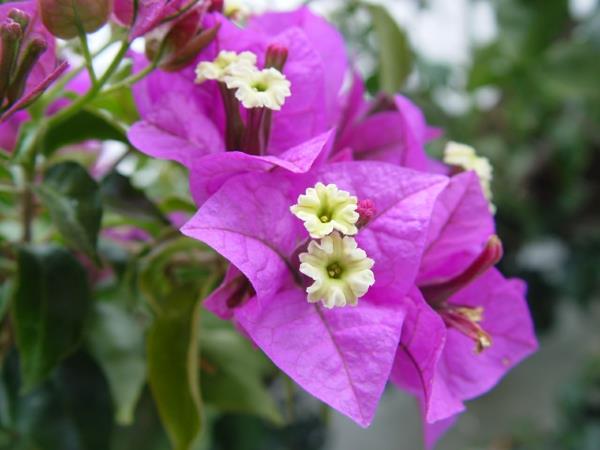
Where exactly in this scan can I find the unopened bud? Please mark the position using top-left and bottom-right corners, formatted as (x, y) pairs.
(421, 235), (503, 306)
(161, 22), (221, 72)
(6, 38), (47, 105)
(0, 21), (24, 102)
(38, 0), (112, 39)
(208, 0), (224, 13)
(146, 9), (221, 72)
(356, 199), (376, 228)
(8, 9), (31, 33)
(265, 43), (288, 71)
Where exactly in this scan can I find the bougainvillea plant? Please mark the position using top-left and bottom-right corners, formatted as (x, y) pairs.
(0, 1), (537, 449)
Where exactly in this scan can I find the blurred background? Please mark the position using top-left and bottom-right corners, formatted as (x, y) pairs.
(2, 0), (599, 449)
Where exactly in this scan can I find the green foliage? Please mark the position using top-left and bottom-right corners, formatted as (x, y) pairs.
(100, 171), (169, 225)
(86, 300), (146, 425)
(147, 285), (203, 450)
(35, 161), (103, 260)
(201, 320), (283, 425)
(12, 246), (91, 391)
(43, 109), (127, 156)
(367, 4), (413, 93)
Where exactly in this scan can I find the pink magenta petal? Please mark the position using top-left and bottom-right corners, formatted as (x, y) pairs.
(418, 171), (495, 284)
(234, 286), (406, 427)
(188, 130), (334, 205)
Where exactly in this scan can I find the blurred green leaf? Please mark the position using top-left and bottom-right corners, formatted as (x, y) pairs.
(201, 328), (282, 425)
(54, 352), (114, 450)
(367, 4), (413, 93)
(35, 161), (103, 260)
(147, 285), (203, 450)
(42, 109), (127, 156)
(86, 301), (146, 426)
(100, 171), (169, 225)
(12, 246), (91, 391)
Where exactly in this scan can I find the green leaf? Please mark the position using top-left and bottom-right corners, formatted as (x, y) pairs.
(86, 301), (146, 425)
(100, 172), (168, 225)
(201, 327), (282, 425)
(42, 109), (127, 157)
(35, 161), (103, 260)
(147, 285), (202, 450)
(12, 246), (91, 391)
(367, 4), (413, 93)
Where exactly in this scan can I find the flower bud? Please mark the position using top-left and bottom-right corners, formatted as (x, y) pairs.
(265, 43), (288, 71)
(37, 0), (113, 39)
(5, 37), (47, 106)
(208, 0), (224, 13)
(146, 10), (220, 72)
(0, 21), (23, 102)
(421, 235), (503, 306)
(8, 9), (31, 33)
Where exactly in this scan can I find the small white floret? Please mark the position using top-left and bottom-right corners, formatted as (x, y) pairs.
(290, 182), (359, 239)
(444, 141), (495, 213)
(299, 232), (375, 308)
(195, 50), (257, 84)
(224, 67), (291, 111)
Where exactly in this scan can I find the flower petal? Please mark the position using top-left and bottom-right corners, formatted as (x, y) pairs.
(418, 171), (495, 284)
(234, 286), (405, 426)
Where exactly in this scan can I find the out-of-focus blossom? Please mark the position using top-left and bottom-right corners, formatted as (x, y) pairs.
(443, 141), (495, 212)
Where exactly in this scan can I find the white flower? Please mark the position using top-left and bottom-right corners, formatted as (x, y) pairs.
(224, 67), (291, 111)
(444, 141), (495, 213)
(290, 182), (359, 239)
(299, 232), (375, 308)
(195, 50), (257, 84)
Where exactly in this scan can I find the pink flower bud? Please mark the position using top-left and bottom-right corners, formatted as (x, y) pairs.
(356, 198), (376, 228)
(8, 9), (31, 32)
(146, 10), (220, 72)
(37, 0), (113, 39)
(265, 43), (288, 71)
(208, 0), (224, 13)
(421, 235), (503, 306)
(0, 21), (23, 102)
(5, 37), (48, 105)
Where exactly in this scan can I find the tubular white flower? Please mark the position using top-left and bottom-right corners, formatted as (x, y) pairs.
(195, 50), (257, 84)
(444, 141), (495, 213)
(224, 66), (291, 111)
(290, 182), (359, 239)
(299, 232), (375, 308)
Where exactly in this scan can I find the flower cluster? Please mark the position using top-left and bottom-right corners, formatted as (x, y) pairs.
(290, 182), (374, 308)
(121, 4), (537, 448)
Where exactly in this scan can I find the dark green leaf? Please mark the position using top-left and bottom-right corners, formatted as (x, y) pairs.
(86, 301), (146, 425)
(367, 4), (413, 93)
(201, 327), (282, 425)
(147, 285), (202, 450)
(12, 246), (91, 391)
(42, 109), (127, 156)
(35, 161), (103, 260)
(100, 171), (168, 225)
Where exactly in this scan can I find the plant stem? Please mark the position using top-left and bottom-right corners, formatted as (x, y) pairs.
(46, 36), (131, 128)
(78, 28), (97, 86)
(102, 59), (158, 95)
